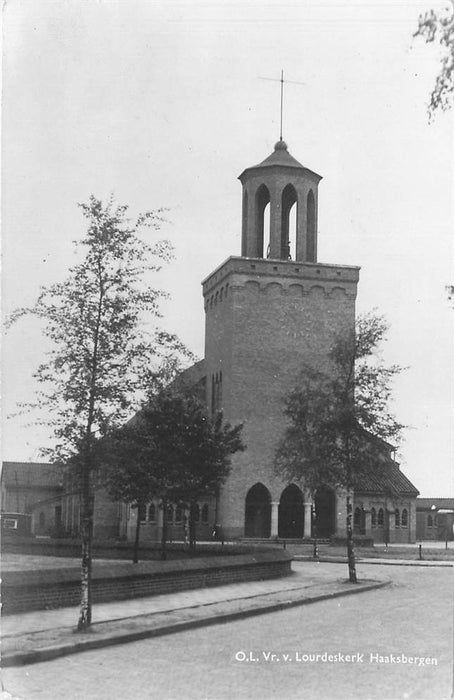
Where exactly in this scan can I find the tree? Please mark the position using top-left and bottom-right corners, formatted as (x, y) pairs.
(414, 1), (454, 119)
(7, 196), (189, 629)
(274, 312), (405, 583)
(104, 387), (245, 560)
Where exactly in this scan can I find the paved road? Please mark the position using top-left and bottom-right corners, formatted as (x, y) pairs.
(2, 563), (453, 700)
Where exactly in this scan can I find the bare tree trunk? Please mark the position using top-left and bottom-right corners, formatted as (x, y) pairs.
(311, 502), (319, 559)
(133, 505), (141, 564)
(78, 469), (93, 630)
(346, 493), (358, 583)
(161, 499), (167, 561)
(189, 501), (197, 552)
(78, 262), (104, 631)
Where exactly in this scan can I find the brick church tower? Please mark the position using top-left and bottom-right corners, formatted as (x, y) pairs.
(202, 139), (360, 540)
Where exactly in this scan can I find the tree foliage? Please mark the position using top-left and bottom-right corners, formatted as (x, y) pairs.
(104, 387), (245, 558)
(7, 195), (190, 628)
(7, 195), (187, 460)
(275, 312), (405, 582)
(414, 1), (454, 118)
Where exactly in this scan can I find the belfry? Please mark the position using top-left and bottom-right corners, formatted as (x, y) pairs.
(201, 139), (360, 539)
(239, 139), (321, 262)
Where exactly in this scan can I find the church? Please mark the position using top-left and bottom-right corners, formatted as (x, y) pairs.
(123, 136), (419, 545)
(36, 135), (418, 546)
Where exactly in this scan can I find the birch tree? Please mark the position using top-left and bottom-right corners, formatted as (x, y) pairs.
(7, 196), (188, 629)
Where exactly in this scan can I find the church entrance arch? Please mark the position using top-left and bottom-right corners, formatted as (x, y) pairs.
(314, 486), (336, 538)
(244, 483), (271, 538)
(278, 484), (304, 538)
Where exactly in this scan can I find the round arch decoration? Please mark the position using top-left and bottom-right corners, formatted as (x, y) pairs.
(244, 483), (271, 538)
(278, 484), (304, 538)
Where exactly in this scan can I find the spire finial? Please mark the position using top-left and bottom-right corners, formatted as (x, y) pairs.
(259, 70), (306, 142)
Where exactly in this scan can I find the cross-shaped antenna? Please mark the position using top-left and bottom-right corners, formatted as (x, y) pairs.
(259, 69), (306, 141)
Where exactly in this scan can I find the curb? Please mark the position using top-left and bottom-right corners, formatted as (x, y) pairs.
(292, 556), (454, 567)
(3, 580), (389, 667)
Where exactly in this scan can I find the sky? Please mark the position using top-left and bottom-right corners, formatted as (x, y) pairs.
(2, 0), (454, 497)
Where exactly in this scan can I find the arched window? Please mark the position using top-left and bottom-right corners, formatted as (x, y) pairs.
(201, 504), (209, 524)
(166, 503), (174, 523)
(39, 511), (45, 529)
(378, 508), (384, 528)
(175, 505), (182, 524)
(401, 509), (408, 527)
(281, 184), (297, 261)
(148, 503), (156, 522)
(427, 514), (433, 528)
(395, 509), (400, 527)
(371, 508), (377, 528)
(256, 185), (271, 258)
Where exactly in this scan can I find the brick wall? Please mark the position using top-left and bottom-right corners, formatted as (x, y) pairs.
(2, 551), (292, 614)
(203, 256), (358, 539)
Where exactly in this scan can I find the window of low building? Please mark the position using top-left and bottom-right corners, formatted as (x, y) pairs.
(427, 514), (433, 528)
(148, 502), (156, 523)
(201, 504), (209, 524)
(395, 509), (400, 527)
(401, 508), (408, 527)
(378, 508), (384, 527)
(166, 503), (174, 523)
(371, 508), (377, 528)
(175, 505), (183, 524)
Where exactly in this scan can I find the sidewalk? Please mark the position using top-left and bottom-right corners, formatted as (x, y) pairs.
(293, 555), (454, 567)
(2, 561), (388, 667)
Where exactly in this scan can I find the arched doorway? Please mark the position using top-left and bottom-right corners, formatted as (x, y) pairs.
(278, 484), (304, 538)
(314, 486), (336, 538)
(245, 483), (271, 538)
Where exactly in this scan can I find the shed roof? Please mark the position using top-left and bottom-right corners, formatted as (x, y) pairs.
(416, 497), (454, 510)
(1, 462), (63, 488)
(354, 461), (419, 497)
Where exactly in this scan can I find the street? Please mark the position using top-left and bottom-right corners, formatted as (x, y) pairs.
(2, 563), (453, 700)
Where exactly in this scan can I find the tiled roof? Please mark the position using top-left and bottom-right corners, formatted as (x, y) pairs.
(416, 497), (454, 510)
(255, 145), (304, 169)
(1, 462), (63, 488)
(354, 462), (419, 497)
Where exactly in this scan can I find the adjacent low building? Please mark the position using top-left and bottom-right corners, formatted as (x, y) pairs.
(416, 498), (454, 542)
(1, 462), (63, 536)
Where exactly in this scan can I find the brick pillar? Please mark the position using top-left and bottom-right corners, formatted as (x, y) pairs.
(271, 502), (279, 538)
(303, 502), (312, 538)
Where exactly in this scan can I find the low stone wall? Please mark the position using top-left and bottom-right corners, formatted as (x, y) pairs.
(2, 550), (293, 615)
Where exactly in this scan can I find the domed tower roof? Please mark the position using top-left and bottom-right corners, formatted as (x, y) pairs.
(239, 140), (320, 182)
(255, 140), (304, 168)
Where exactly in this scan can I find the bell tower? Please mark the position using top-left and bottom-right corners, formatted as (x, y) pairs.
(239, 139), (321, 262)
(202, 140), (359, 540)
